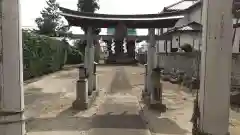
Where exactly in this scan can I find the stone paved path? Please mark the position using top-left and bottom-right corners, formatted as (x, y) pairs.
(26, 66), (151, 135)
(25, 65), (240, 135)
(25, 66), (115, 135)
(88, 67), (150, 135)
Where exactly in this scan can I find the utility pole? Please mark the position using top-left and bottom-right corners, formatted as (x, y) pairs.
(199, 0), (233, 134)
(0, 0), (25, 135)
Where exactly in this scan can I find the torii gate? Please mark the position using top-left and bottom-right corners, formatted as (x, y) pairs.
(58, 5), (184, 111)
(0, 0), (235, 135)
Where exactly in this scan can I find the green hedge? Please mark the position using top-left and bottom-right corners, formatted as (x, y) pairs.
(23, 30), (68, 80)
(66, 46), (83, 64)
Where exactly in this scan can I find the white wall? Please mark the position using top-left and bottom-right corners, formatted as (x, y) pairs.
(233, 27), (240, 53)
(157, 40), (165, 52)
(183, 6), (239, 52)
(175, 6), (201, 27)
(189, 8), (202, 23)
(166, 29), (238, 53)
(157, 53), (240, 86)
(175, 16), (189, 28)
(171, 32), (202, 50)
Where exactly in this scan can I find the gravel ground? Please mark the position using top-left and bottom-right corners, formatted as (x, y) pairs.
(25, 65), (240, 135)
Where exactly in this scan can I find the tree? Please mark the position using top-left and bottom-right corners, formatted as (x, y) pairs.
(77, 0), (101, 62)
(180, 43), (193, 52)
(73, 40), (86, 55)
(77, 0), (101, 35)
(35, 0), (70, 36)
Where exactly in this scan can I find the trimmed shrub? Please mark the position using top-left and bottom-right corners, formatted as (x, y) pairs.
(180, 43), (193, 52)
(66, 46), (83, 64)
(23, 30), (68, 80)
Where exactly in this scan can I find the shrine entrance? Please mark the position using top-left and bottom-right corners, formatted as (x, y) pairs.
(0, 0), (236, 134)
(59, 6), (184, 111)
(103, 27), (137, 64)
(59, 7), (182, 64)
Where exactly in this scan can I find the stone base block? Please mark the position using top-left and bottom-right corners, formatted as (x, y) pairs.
(72, 90), (99, 110)
(161, 75), (171, 81)
(141, 91), (149, 100)
(149, 102), (167, 112)
(72, 100), (88, 110)
(0, 112), (25, 135)
(72, 79), (88, 110)
(141, 93), (166, 112)
(93, 74), (98, 91)
(76, 79), (88, 99)
(88, 90), (99, 105)
(142, 93), (151, 106)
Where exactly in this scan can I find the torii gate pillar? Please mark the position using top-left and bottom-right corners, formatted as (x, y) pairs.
(73, 26), (97, 110)
(86, 27), (95, 95)
(0, 0), (25, 135)
(199, 0), (233, 134)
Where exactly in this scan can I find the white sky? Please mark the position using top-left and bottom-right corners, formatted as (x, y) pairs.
(21, 0), (178, 35)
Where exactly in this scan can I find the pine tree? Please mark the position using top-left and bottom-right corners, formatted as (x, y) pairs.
(35, 0), (70, 36)
(77, 0), (101, 35)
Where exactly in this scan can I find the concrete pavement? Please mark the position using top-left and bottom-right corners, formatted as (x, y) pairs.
(24, 65), (240, 135)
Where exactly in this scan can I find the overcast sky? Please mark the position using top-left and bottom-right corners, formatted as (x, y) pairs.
(21, 0), (178, 35)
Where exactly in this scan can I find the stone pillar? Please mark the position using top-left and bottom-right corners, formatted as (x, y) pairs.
(86, 27), (94, 95)
(147, 28), (156, 100)
(156, 29), (160, 68)
(199, 0), (233, 134)
(105, 40), (112, 62)
(72, 64), (88, 110)
(93, 62), (98, 92)
(84, 40), (89, 73)
(114, 39), (124, 57)
(156, 28), (164, 68)
(0, 0), (25, 135)
(126, 40), (136, 60)
(151, 67), (165, 111)
(144, 64), (148, 92)
(94, 40), (100, 63)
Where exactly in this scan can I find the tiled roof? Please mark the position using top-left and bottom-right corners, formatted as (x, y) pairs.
(178, 26), (195, 31)
(164, 0), (200, 12)
(162, 22), (201, 36)
(59, 6), (184, 28)
(163, 0), (240, 18)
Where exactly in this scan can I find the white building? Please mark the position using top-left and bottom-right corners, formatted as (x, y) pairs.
(157, 0), (240, 53)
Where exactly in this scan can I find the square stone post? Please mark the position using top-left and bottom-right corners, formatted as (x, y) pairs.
(147, 28), (156, 102)
(93, 62), (98, 92)
(142, 63), (149, 101)
(0, 0), (25, 135)
(95, 42), (100, 63)
(72, 64), (88, 110)
(86, 27), (94, 95)
(144, 64), (148, 92)
(199, 0), (233, 134)
(84, 35), (89, 74)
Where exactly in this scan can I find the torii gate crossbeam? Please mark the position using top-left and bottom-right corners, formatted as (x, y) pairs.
(67, 34), (171, 40)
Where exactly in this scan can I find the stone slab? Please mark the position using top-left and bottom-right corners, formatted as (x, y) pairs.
(141, 94), (166, 112)
(72, 90), (99, 110)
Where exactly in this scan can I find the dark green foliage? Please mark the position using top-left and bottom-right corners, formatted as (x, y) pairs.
(23, 30), (68, 80)
(73, 39), (86, 55)
(66, 46), (83, 64)
(180, 43), (193, 52)
(171, 48), (178, 52)
(77, 0), (101, 35)
(35, 0), (71, 37)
